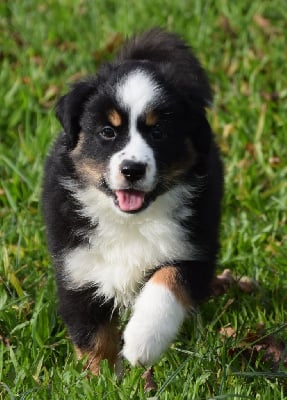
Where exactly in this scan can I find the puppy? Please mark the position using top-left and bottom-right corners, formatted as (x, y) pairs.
(42, 28), (223, 374)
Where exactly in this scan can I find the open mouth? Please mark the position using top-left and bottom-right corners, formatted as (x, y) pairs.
(115, 189), (146, 212)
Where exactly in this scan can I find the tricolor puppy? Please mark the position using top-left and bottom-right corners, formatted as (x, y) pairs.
(42, 28), (223, 374)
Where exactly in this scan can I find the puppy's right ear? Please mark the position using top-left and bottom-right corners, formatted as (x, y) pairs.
(55, 80), (97, 148)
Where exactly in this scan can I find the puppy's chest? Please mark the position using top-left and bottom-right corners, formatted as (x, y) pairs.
(64, 211), (194, 307)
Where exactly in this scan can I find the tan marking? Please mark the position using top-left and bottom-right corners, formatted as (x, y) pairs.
(76, 160), (103, 183)
(165, 160), (192, 181)
(70, 132), (85, 158)
(165, 138), (196, 181)
(145, 110), (158, 126)
(70, 133), (104, 184)
(107, 109), (122, 127)
(167, 165), (190, 180)
(75, 319), (121, 375)
(151, 266), (192, 309)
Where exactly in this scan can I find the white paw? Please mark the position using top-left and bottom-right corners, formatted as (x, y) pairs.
(122, 317), (164, 366)
(122, 282), (186, 366)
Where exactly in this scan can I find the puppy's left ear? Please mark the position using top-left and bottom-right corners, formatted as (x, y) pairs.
(55, 80), (97, 148)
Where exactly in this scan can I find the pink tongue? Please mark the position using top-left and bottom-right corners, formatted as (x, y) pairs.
(116, 190), (145, 211)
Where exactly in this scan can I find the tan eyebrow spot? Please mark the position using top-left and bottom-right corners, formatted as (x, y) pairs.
(145, 110), (158, 126)
(107, 109), (122, 127)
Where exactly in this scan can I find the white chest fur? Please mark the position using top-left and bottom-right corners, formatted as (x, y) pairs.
(63, 183), (198, 307)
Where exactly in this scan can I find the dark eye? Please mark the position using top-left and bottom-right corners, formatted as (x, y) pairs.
(100, 126), (116, 140)
(150, 125), (166, 141)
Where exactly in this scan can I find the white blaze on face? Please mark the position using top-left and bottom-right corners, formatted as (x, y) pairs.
(118, 69), (159, 119)
(108, 70), (159, 193)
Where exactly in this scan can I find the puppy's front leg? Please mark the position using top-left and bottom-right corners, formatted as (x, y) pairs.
(122, 266), (191, 367)
(58, 285), (121, 375)
(75, 318), (121, 375)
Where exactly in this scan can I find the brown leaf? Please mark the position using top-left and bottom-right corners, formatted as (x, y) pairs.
(218, 15), (237, 38)
(212, 269), (258, 297)
(39, 85), (61, 108)
(0, 335), (11, 347)
(220, 326), (237, 338)
(253, 14), (271, 30)
(94, 33), (124, 62)
(253, 14), (280, 36)
(238, 276), (257, 293)
(245, 143), (256, 158)
(259, 337), (287, 367)
(212, 269), (235, 296)
(237, 158), (251, 169)
(31, 55), (44, 66)
(260, 91), (280, 102)
(22, 76), (31, 85)
(224, 325), (287, 369)
(60, 42), (77, 52)
(142, 367), (157, 392)
(12, 32), (24, 47)
(68, 72), (86, 82)
(223, 123), (235, 139)
(268, 156), (281, 166)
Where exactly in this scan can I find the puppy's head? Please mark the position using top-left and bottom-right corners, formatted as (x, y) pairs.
(55, 30), (212, 214)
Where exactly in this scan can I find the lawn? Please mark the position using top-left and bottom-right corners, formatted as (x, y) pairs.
(0, 0), (287, 399)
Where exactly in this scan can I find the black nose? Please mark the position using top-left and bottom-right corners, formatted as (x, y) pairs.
(120, 160), (146, 182)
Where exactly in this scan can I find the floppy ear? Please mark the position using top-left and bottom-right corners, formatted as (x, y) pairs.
(55, 79), (97, 148)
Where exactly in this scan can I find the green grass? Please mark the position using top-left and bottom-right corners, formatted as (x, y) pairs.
(1, 0), (287, 398)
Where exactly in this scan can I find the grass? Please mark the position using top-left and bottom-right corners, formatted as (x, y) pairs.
(1, 0), (287, 398)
